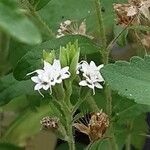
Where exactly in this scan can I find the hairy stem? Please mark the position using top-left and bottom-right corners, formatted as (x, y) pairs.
(95, 0), (118, 150)
(23, 0), (54, 38)
(59, 99), (75, 150)
(94, 0), (107, 62)
(67, 113), (75, 150)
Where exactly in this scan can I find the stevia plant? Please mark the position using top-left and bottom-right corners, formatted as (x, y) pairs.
(0, 0), (150, 150)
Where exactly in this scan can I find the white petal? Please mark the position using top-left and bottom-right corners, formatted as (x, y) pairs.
(31, 76), (41, 83)
(94, 82), (103, 89)
(98, 64), (104, 70)
(44, 61), (52, 71)
(34, 84), (43, 90)
(76, 70), (79, 74)
(90, 61), (96, 68)
(39, 73), (49, 82)
(61, 73), (70, 79)
(61, 66), (69, 73)
(26, 69), (44, 76)
(36, 69), (45, 75)
(87, 84), (95, 95)
(53, 59), (61, 71)
(43, 84), (50, 90)
(79, 80), (88, 86)
(87, 83), (94, 89)
(81, 62), (89, 73)
(56, 78), (62, 84)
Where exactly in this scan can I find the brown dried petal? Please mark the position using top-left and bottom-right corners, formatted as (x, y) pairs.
(73, 123), (90, 135)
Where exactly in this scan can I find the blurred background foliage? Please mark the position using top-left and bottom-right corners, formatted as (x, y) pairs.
(0, 0), (150, 150)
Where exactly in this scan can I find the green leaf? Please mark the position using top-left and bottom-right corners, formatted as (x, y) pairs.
(88, 139), (110, 150)
(13, 35), (99, 81)
(8, 40), (33, 67)
(2, 103), (51, 145)
(38, 0), (127, 34)
(112, 94), (150, 122)
(13, 48), (43, 81)
(0, 143), (23, 150)
(114, 25), (128, 47)
(0, 74), (36, 106)
(115, 115), (148, 150)
(29, 0), (52, 10)
(101, 56), (150, 105)
(0, 0), (41, 44)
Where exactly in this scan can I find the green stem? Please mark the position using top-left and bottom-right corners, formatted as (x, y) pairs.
(24, 0), (55, 38)
(64, 81), (73, 108)
(95, 1), (118, 150)
(67, 115), (75, 150)
(94, 0), (107, 60)
(58, 99), (75, 150)
(32, 11), (55, 38)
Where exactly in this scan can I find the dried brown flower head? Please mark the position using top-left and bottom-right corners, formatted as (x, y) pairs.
(74, 110), (109, 142)
(114, 0), (150, 26)
(56, 19), (93, 39)
(113, 3), (138, 26)
(128, 0), (142, 7)
(40, 116), (59, 130)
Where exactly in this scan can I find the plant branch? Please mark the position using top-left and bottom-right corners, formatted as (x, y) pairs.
(95, 0), (118, 150)
(23, 0), (55, 38)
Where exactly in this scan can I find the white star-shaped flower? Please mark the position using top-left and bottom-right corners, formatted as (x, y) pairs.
(27, 59), (71, 96)
(77, 61), (104, 94)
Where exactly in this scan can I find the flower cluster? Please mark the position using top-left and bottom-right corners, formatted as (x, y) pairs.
(27, 59), (70, 96)
(28, 59), (104, 96)
(77, 61), (104, 95)
(56, 19), (93, 39)
(114, 0), (150, 26)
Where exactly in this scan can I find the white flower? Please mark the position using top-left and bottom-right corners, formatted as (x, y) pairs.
(77, 61), (104, 94)
(27, 59), (71, 96)
(52, 59), (70, 83)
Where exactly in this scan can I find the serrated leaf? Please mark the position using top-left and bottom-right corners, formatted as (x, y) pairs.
(0, 0), (41, 44)
(101, 56), (150, 105)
